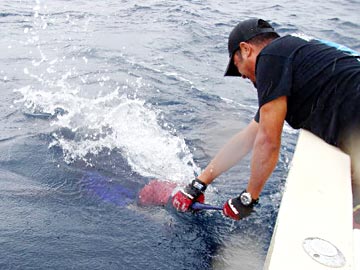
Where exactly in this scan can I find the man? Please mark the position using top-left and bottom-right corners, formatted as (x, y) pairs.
(172, 18), (360, 220)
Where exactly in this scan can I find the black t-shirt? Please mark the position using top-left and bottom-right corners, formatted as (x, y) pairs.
(254, 35), (360, 148)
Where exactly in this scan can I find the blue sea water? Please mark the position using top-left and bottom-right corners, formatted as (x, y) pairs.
(0, 0), (359, 269)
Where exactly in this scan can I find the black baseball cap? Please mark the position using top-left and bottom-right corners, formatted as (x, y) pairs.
(224, 18), (277, 77)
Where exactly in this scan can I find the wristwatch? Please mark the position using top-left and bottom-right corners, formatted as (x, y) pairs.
(240, 190), (258, 206)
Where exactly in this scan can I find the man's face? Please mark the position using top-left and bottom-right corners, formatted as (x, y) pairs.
(233, 43), (257, 83)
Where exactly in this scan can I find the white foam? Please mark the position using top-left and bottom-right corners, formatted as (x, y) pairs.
(14, 84), (200, 183)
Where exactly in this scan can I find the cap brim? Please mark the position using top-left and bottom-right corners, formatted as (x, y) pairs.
(224, 55), (242, 77)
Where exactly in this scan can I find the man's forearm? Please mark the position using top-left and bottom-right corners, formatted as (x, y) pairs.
(246, 129), (281, 199)
(198, 120), (258, 185)
(246, 96), (287, 199)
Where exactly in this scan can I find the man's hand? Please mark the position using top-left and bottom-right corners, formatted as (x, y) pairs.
(172, 178), (207, 212)
(223, 191), (258, 220)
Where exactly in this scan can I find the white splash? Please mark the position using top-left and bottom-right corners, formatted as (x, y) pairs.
(14, 85), (200, 183)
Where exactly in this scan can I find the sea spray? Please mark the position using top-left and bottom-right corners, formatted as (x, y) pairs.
(14, 85), (200, 182)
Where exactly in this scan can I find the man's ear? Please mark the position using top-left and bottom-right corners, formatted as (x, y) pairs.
(239, 42), (252, 57)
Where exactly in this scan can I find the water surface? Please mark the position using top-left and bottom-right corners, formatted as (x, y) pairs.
(0, 0), (359, 269)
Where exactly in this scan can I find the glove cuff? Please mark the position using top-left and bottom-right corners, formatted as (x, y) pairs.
(181, 178), (207, 201)
(191, 178), (207, 192)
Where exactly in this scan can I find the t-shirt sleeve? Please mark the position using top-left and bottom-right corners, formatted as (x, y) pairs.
(255, 54), (292, 108)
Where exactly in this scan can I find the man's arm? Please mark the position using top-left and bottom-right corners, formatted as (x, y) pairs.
(172, 118), (259, 212)
(198, 119), (259, 185)
(247, 96), (287, 199)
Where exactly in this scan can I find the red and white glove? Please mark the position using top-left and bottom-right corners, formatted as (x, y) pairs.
(172, 178), (207, 212)
(223, 191), (258, 220)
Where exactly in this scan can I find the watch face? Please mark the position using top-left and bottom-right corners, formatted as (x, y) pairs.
(240, 192), (252, 206)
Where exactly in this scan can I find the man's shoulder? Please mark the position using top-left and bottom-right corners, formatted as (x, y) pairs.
(264, 35), (309, 53)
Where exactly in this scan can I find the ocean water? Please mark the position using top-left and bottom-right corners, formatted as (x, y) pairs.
(0, 0), (359, 269)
